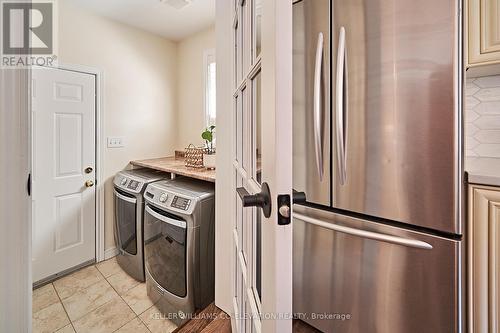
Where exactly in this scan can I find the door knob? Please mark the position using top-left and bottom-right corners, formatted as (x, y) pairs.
(85, 167), (93, 174)
(85, 180), (94, 187)
(236, 182), (272, 218)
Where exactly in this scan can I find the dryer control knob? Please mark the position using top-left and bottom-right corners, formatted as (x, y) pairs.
(120, 178), (127, 185)
(159, 193), (168, 203)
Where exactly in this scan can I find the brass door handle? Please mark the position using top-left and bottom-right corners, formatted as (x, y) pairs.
(85, 180), (94, 188)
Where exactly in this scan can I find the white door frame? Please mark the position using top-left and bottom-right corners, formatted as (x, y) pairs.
(214, 0), (234, 316)
(0, 68), (32, 333)
(31, 63), (106, 264)
(258, 1), (294, 332)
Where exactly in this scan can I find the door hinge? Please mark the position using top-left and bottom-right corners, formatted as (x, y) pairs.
(27, 173), (31, 196)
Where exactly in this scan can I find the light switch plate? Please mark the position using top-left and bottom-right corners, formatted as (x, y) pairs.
(107, 137), (125, 148)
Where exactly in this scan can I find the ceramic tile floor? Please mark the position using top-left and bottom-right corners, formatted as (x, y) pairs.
(32, 257), (177, 333)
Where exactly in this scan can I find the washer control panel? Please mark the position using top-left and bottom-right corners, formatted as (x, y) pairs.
(171, 196), (191, 211)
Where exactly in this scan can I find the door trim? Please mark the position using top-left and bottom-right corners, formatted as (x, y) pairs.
(31, 63), (106, 266)
(1, 63), (32, 333)
(214, 0), (235, 317)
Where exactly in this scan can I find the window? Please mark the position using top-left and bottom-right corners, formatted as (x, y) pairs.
(204, 49), (216, 127)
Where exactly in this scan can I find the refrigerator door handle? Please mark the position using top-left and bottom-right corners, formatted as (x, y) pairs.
(313, 32), (324, 181)
(335, 27), (347, 185)
(294, 212), (433, 250)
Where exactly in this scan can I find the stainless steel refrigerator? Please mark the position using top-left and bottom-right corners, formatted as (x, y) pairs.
(292, 0), (464, 332)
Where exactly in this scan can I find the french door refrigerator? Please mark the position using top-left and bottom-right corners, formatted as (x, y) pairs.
(292, 0), (464, 332)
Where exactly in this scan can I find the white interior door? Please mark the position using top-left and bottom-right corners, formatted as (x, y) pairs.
(230, 0), (293, 332)
(31, 67), (96, 283)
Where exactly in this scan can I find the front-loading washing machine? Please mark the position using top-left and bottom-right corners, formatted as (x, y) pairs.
(113, 168), (169, 282)
(143, 178), (215, 326)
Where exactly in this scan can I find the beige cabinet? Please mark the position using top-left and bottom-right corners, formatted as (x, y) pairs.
(469, 185), (500, 332)
(467, 0), (500, 67)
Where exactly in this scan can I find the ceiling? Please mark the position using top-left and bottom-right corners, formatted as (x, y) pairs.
(69, 0), (215, 41)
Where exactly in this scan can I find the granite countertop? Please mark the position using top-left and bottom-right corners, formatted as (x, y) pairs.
(466, 157), (500, 187)
(130, 156), (215, 183)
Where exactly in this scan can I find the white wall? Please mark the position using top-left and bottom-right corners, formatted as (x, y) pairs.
(176, 26), (216, 150)
(59, 1), (178, 250)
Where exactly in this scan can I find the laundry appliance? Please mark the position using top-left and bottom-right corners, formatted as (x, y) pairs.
(113, 168), (169, 282)
(143, 178), (215, 326)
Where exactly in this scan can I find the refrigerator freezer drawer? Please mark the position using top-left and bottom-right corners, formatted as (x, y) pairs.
(293, 206), (461, 333)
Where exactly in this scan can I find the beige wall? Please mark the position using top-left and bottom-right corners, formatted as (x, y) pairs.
(176, 26), (216, 150)
(59, 1), (178, 250)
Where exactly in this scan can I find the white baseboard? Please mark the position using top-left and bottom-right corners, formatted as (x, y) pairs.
(103, 247), (119, 260)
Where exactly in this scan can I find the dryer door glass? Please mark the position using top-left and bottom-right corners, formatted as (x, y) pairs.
(145, 204), (187, 298)
(114, 189), (138, 255)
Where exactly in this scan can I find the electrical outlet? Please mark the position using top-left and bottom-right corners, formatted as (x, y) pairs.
(107, 137), (125, 148)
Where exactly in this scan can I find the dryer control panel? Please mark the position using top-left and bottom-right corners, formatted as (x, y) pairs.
(144, 179), (214, 216)
(127, 180), (141, 191)
(114, 176), (144, 193)
(171, 196), (191, 211)
(113, 169), (168, 195)
(144, 188), (196, 215)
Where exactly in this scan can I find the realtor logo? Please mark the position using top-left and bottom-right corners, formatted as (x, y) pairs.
(1, 0), (57, 67)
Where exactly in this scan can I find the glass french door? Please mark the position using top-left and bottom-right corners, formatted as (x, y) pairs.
(233, 0), (262, 333)
(232, 0), (264, 332)
(230, 0), (293, 332)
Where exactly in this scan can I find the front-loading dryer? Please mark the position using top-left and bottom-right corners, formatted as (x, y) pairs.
(113, 168), (169, 282)
(143, 178), (215, 326)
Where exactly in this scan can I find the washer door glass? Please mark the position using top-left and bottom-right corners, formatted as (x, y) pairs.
(114, 189), (138, 255)
(145, 204), (187, 298)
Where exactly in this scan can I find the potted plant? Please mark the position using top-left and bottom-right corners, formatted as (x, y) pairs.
(202, 125), (216, 169)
